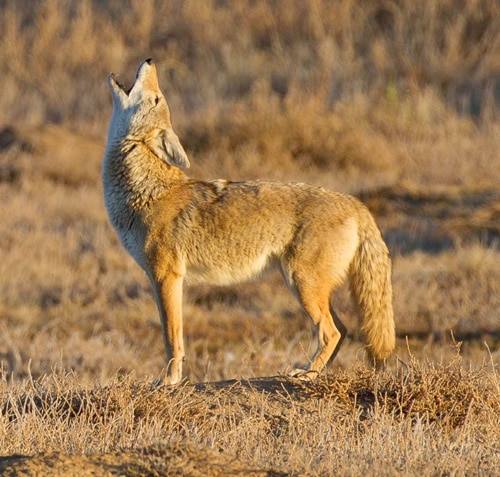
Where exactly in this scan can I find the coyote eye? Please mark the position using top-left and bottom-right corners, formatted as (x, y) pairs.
(154, 96), (161, 106)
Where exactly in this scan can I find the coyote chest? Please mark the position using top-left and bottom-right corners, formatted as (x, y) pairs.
(115, 222), (148, 270)
(102, 142), (179, 271)
(103, 190), (149, 270)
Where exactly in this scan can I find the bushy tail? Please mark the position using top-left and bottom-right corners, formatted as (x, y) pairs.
(349, 213), (395, 365)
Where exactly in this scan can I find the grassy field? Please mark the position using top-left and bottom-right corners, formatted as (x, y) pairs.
(0, 0), (499, 475)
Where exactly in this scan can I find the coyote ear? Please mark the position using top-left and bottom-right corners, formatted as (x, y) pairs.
(147, 128), (190, 169)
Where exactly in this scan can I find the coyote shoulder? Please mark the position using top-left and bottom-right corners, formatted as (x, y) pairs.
(102, 59), (395, 385)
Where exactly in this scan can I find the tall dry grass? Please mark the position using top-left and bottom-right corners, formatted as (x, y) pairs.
(0, 0), (499, 474)
(0, 0), (499, 188)
(1, 0), (498, 124)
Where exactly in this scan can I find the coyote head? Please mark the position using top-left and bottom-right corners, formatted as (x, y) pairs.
(107, 58), (190, 169)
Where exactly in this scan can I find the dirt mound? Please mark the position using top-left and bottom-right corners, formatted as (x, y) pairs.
(0, 443), (285, 476)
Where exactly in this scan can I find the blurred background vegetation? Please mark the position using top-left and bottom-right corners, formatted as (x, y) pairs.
(0, 0), (498, 382)
(0, 0), (498, 186)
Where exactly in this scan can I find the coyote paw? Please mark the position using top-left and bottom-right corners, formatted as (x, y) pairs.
(150, 374), (184, 388)
(288, 368), (319, 381)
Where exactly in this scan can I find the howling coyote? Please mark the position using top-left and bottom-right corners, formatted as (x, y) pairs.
(102, 59), (395, 385)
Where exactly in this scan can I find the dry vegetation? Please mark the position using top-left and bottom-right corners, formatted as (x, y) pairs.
(1, 357), (499, 475)
(0, 0), (499, 475)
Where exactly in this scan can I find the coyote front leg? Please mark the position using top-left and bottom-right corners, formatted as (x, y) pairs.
(151, 273), (185, 385)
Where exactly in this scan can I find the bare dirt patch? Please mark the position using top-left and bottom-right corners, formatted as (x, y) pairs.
(0, 444), (284, 477)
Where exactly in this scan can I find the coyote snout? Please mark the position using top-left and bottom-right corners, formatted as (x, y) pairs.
(102, 59), (396, 385)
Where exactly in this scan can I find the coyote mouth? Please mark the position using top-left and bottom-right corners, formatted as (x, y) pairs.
(110, 73), (133, 95)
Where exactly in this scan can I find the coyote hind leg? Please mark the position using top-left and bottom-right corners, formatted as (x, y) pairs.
(282, 220), (356, 377)
(300, 289), (346, 374)
(326, 307), (347, 363)
(284, 271), (347, 377)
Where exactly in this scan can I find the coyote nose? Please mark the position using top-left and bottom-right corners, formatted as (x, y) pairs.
(145, 58), (153, 65)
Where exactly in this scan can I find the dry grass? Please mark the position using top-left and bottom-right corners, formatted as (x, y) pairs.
(1, 0), (499, 188)
(0, 357), (499, 475)
(0, 0), (499, 475)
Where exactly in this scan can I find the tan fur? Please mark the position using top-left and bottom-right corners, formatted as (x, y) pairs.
(102, 59), (396, 384)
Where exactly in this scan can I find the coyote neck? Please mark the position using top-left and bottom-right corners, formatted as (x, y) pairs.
(104, 140), (188, 211)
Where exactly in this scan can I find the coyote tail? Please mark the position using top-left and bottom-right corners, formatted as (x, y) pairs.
(349, 215), (395, 365)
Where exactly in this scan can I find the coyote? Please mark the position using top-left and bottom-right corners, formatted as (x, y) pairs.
(102, 59), (395, 385)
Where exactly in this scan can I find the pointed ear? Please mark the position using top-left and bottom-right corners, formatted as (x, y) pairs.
(146, 128), (190, 169)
